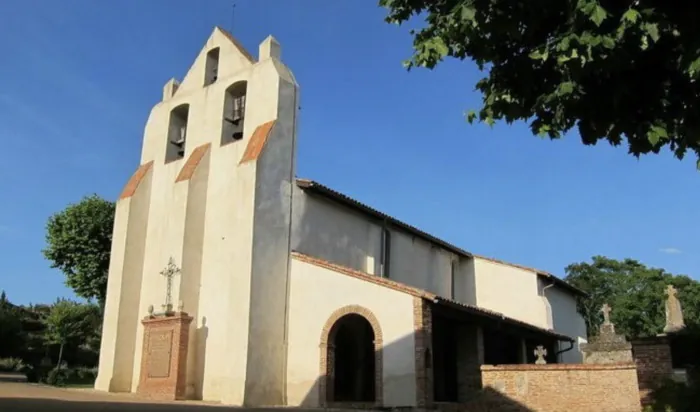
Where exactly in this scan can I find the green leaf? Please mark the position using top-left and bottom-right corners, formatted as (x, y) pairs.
(558, 82), (575, 95)
(529, 48), (549, 61)
(622, 9), (640, 24)
(590, 5), (608, 27)
(647, 125), (668, 145)
(688, 57), (700, 76)
(433, 38), (449, 57)
(644, 23), (660, 42)
(460, 5), (476, 21)
(601, 36), (616, 49)
(466, 110), (477, 123)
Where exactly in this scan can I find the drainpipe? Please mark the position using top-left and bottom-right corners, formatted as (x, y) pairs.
(541, 280), (555, 329)
(555, 340), (575, 358)
(542, 280), (576, 361)
(379, 219), (389, 277)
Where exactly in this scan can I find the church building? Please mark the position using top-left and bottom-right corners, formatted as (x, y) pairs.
(95, 27), (588, 408)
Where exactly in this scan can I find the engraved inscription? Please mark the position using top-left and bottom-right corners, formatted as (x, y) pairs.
(148, 330), (173, 378)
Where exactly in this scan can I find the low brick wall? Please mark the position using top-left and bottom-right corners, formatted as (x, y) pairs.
(631, 337), (673, 406)
(479, 363), (641, 412)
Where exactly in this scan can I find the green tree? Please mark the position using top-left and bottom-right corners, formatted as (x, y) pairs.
(43, 299), (100, 370)
(380, 0), (700, 165)
(565, 256), (700, 338)
(0, 291), (24, 358)
(43, 195), (115, 308)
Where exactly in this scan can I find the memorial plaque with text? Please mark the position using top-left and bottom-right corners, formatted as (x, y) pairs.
(148, 330), (173, 378)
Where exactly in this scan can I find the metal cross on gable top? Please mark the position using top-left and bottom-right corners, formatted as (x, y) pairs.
(159, 257), (181, 312)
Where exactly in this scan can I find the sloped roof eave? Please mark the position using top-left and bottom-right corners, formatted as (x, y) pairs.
(291, 251), (573, 342)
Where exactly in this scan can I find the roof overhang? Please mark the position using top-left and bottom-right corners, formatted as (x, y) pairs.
(431, 297), (574, 342)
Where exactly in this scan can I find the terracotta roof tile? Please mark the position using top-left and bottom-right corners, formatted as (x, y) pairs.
(119, 161), (153, 200)
(175, 143), (210, 183)
(290, 251), (573, 341)
(215, 26), (256, 63)
(239, 120), (275, 165)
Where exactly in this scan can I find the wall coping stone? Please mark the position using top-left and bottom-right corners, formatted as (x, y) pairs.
(481, 362), (636, 372)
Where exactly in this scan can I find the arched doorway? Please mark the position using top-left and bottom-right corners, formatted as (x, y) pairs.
(320, 305), (383, 406)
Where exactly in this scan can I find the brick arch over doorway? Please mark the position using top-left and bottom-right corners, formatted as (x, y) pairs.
(318, 305), (384, 407)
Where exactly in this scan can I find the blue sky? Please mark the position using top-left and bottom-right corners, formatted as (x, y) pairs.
(0, 0), (698, 305)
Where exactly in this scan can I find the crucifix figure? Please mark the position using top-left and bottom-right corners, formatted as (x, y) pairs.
(159, 257), (181, 313)
(600, 303), (612, 325)
(534, 345), (547, 365)
(664, 285), (685, 333)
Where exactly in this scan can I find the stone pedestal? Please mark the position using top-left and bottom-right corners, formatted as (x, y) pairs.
(581, 322), (633, 364)
(137, 312), (193, 400)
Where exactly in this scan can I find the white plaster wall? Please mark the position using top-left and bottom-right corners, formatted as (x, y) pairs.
(291, 194), (382, 274)
(286, 258), (417, 407)
(292, 194), (462, 300)
(95, 170), (151, 392)
(473, 258), (549, 329)
(546, 285), (587, 363)
(113, 27), (296, 403)
(453, 257), (477, 305)
(131, 161), (188, 391)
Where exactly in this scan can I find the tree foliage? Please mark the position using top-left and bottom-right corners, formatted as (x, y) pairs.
(380, 0), (700, 165)
(565, 256), (700, 338)
(43, 299), (101, 369)
(43, 195), (115, 307)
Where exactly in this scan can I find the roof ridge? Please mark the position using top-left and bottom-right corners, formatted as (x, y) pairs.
(214, 26), (256, 63)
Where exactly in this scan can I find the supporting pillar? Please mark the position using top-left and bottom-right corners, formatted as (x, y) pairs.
(413, 297), (434, 408)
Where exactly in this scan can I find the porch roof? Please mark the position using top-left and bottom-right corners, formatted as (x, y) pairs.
(291, 251), (574, 342)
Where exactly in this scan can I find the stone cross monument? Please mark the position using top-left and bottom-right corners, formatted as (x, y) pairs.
(159, 257), (181, 314)
(663, 285), (686, 333)
(580, 303), (633, 364)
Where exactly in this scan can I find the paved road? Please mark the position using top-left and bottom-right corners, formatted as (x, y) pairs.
(0, 381), (371, 412)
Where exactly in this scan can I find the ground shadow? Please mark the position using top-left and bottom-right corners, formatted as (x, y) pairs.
(293, 304), (535, 411)
(194, 316), (209, 400)
(0, 305), (537, 411)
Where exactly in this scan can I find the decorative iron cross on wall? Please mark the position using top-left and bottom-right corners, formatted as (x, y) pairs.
(159, 257), (181, 312)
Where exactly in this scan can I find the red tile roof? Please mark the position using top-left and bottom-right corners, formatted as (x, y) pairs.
(175, 143), (210, 182)
(119, 161), (153, 200)
(239, 121), (275, 165)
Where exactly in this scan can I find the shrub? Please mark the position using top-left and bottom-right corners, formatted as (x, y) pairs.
(0, 357), (25, 372)
(45, 368), (68, 386)
(645, 368), (700, 412)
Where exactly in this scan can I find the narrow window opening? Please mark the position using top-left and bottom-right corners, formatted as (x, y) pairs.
(166, 104), (189, 162)
(221, 81), (247, 145)
(380, 226), (391, 278)
(204, 48), (220, 86)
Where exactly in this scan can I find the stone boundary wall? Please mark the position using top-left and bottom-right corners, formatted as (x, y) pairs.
(479, 363), (641, 412)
